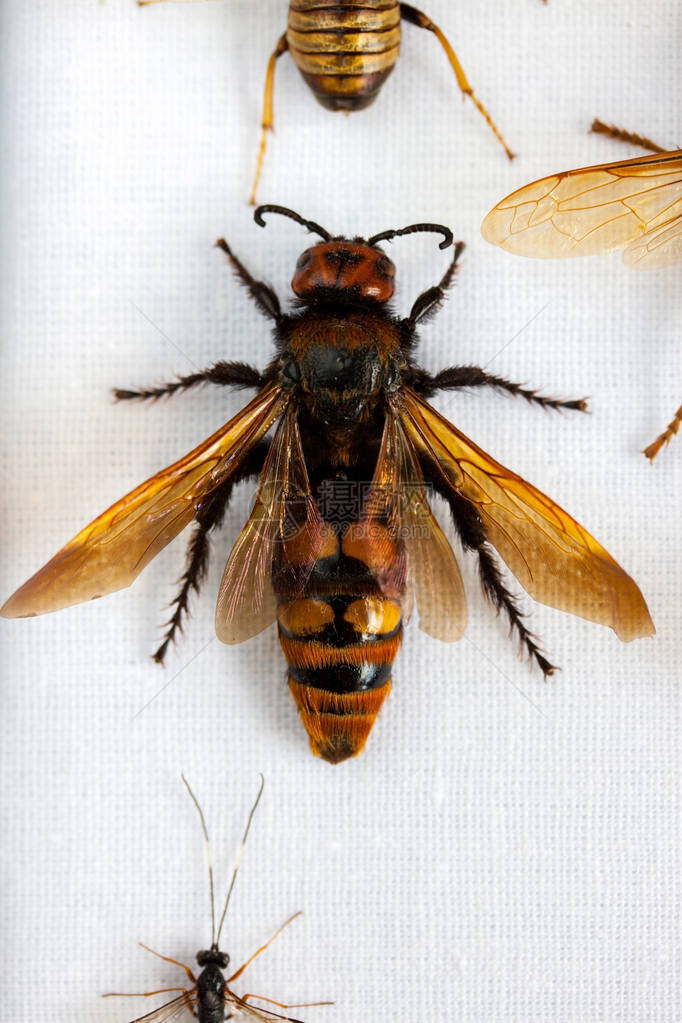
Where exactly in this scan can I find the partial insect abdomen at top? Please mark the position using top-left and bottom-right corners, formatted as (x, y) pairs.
(287, 0), (402, 111)
(274, 476), (406, 765)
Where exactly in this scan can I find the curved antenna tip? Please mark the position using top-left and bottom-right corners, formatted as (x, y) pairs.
(252, 205), (332, 241)
(367, 222), (454, 251)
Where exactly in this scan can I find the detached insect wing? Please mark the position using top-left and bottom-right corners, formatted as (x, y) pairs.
(104, 776), (331, 1022)
(481, 120), (682, 458)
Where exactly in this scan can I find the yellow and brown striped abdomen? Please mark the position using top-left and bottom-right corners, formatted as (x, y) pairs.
(276, 522), (405, 763)
(287, 1), (401, 111)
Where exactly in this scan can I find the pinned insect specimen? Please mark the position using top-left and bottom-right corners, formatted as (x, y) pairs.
(136, 0), (514, 203)
(104, 775), (331, 1021)
(1, 205), (654, 762)
(481, 119), (682, 459)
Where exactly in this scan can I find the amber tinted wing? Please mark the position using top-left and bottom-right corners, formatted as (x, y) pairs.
(481, 149), (682, 268)
(225, 990), (309, 1022)
(398, 389), (654, 641)
(1, 385), (284, 619)
(215, 402), (326, 644)
(368, 408), (467, 642)
(119, 990), (197, 1023)
(622, 213), (682, 268)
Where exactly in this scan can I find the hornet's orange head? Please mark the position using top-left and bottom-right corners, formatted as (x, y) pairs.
(291, 241), (396, 303)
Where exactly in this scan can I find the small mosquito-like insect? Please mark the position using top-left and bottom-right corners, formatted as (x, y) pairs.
(136, 0), (514, 203)
(481, 119), (682, 459)
(104, 776), (331, 1022)
(1, 205), (655, 762)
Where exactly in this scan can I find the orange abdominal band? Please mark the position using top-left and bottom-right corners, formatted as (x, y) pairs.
(288, 678), (391, 764)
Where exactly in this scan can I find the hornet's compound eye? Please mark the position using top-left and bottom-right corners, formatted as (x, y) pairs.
(374, 255), (396, 278)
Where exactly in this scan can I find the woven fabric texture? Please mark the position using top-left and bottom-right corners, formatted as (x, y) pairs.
(1, 1), (680, 1021)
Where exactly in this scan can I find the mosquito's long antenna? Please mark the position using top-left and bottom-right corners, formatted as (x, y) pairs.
(182, 774), (217, 947)
(215, 773), (265, 947)
(254, 205), (332, 241)
(367, 222), (454, 250)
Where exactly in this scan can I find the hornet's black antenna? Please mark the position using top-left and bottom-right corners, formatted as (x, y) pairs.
(254, 206), (453, 251)
(254, 205), (332, 241)
(367, 222), (454, 250)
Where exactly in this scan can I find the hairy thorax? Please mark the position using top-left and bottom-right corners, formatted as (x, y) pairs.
(283, 309), (403, 440)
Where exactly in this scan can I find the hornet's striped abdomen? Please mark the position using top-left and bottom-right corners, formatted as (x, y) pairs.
(250, 3), (513, 201)
(287, 0), (402, 111)
(275, 518), (406, 764)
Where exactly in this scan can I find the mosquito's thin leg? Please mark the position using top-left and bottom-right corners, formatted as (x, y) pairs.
(114, 362), (266, 403)
(249, 34), (289, 205)
(399, 4), (514, 159)
(643, 404), (682, 461)
(414, 364), (588, 413)
(227, 912), (301, 983)
(138, 0), (220, 6)
(103, 986), (188, 998)
(241, 992), (333, 1008)
(590, 119), (666, 154)
(138, 942), (197, 985)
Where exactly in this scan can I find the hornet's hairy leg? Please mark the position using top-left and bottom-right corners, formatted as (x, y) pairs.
(114, 361), (267, 402)
(403, 241), (466, 328)
(431, 478), (557, 676)
(154, 440), (270, 663)
(407, 364), (588, 413)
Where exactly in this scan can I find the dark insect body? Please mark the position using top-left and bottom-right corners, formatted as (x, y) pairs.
(136, 0), (513, 203)
(104, 776), (330, 1022)
(2, 205), (654, 763)
(482, 118), (682, 460)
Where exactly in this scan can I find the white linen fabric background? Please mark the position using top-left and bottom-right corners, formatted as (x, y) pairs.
(1, 1), (680, 1020)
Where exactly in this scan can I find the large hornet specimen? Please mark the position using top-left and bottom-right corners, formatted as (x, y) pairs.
(2, 205), (654, 763)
